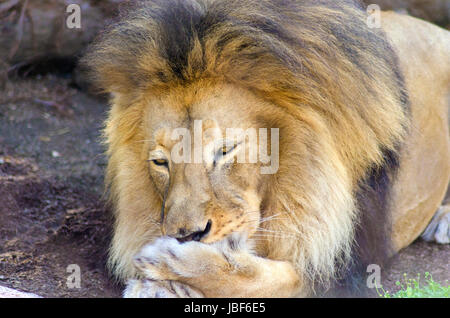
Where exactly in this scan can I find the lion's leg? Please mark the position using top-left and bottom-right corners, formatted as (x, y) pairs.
(421, 205), (450, 244)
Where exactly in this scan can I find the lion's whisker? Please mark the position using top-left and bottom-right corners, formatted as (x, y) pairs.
(255, 228), (301, 236)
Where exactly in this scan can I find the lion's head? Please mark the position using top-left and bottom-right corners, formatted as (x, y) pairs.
(83, 0), (409, 294)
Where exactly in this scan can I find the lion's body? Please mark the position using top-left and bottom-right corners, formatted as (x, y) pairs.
(381, 12), (450, 251)
(83, 1), (450, 297)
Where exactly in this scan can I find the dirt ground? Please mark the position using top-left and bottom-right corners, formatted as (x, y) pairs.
(0, 75), (121, 297)
(0, 75), (448, 298)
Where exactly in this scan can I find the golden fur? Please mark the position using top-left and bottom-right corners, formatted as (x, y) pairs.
(82, 0), (449, 297)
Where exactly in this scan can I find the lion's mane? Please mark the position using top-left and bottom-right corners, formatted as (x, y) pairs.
(83, 0), (409, 296)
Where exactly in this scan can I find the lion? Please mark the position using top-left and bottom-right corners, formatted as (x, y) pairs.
(82, 0), (450, 297)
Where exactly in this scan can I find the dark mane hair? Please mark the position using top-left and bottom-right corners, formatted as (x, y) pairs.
(82, 0), (406, 108)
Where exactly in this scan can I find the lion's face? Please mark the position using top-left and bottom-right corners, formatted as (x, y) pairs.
(141, 83), (277, 244)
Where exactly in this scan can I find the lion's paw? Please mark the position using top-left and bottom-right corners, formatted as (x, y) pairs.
(123, 279), (204, 298)
(421, 205), (450, 244)
(132, 236), (225, 281)
(132, 234), (250, 283)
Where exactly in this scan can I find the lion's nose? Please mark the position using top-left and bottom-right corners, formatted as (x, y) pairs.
(175, 220), (212, 243)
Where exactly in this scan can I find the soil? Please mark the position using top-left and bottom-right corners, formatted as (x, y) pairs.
(0, 75), (121, 297)
(0, 75), (448, 298)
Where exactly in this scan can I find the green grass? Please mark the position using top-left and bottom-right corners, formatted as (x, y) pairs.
(377, 272), (450, 298)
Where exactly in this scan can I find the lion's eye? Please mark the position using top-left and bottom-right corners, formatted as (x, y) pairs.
(151, 159), (169, 167)
(217, 145), (233, 160)
(221, 146), (229, 156)
(214, 144), (239, 167)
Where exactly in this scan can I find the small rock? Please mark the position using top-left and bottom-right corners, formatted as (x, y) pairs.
(0, 285), (42, 298)
(52, 151), (61, 158)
